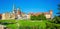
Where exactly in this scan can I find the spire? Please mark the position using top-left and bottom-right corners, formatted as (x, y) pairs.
(12, 4), (16, 13)
(13, 4), (15, 10)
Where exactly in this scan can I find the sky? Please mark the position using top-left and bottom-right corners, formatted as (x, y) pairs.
(0, 0), (60, 16)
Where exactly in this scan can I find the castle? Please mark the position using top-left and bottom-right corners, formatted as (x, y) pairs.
(0, 5), (53, 20)
(29, 10), (52, 19)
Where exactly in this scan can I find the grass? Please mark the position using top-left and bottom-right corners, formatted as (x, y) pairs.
(0, 20), (60, 29)
(18, 20), (46, 26)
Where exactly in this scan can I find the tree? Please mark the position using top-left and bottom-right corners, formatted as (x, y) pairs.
(52, 16), (60, 24)
(51, 4), (60, 24)
(30, 15), (37, 20)
(30, 13), (47, 20)
(57, 4), (60, 17)
(37, 13), (46, 20)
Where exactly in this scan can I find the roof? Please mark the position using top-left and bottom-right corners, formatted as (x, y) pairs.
(0, 14), (2, 16)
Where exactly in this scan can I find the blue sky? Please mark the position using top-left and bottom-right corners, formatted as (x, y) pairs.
(0, 0), (60, 16)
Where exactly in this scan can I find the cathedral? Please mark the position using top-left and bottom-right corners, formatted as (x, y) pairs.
(1, 5), (31, 20)
(2, 5), (21, 19)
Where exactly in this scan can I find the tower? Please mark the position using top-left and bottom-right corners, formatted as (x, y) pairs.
(12, 4), (17, 14)
(12, 4), (17, 19)
(49, 10), (53, 15)
(49, 10), (53, 19)
(17, 8), (22, 19)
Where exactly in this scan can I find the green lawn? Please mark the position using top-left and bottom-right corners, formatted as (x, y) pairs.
(0, 20), (60, 29)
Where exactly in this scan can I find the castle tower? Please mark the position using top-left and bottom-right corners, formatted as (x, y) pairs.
(17, 8), (22, 19)
(49, 10), (53, 19)
(49, 10), (53, 15)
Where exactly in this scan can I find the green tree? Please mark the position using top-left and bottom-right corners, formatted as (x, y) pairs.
(38, 13), (46, 20)
(52, 16), (60, 24)
(31, 13), (46, 20)
(30, 15), (37, 20)
(57, 4), (60, 17)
